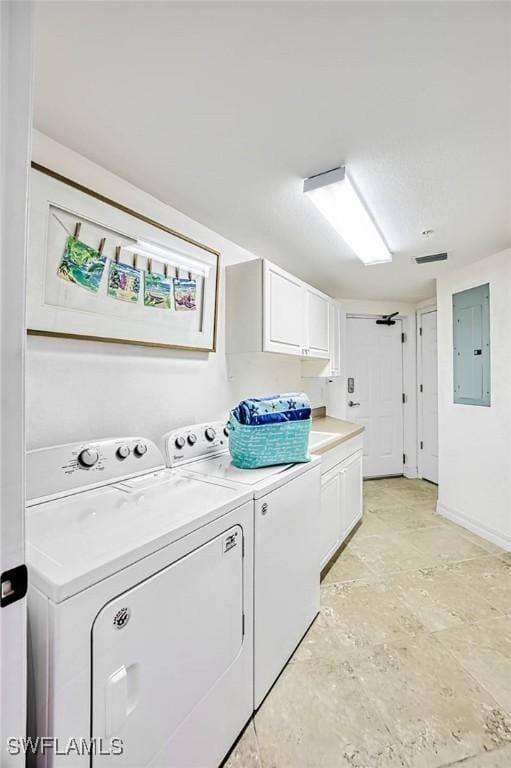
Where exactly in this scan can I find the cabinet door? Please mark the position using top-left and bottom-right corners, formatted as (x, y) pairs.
(329, 301), (341, 375)
(341, 451), (363, 540)
(319, 466), (342, 570)
(305, 286), (330, 358)
(263, 261), (305, 355)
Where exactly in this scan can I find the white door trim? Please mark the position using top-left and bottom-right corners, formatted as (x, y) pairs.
(0, 2), (33, 762)
(417, 306), (438, 484)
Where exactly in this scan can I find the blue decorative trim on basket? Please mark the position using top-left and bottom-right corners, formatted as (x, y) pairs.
(227, 410), (311, 469)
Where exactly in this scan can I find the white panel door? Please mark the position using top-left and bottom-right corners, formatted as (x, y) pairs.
(418, 310), (438, 484)
(0, 3), (32, 763)
(93, 525), (248, 767)
(346, 317), (404, 477)
(305, 287), (330, 358)
(263, 261), (305, 355)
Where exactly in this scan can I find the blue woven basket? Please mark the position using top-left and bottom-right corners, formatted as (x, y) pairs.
(227, 410), (311, 469)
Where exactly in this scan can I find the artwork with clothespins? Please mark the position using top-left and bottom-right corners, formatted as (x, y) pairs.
(173, 271), (197, 311)
(57, 222), (107, 293)
(143, 258), (172, 310)
(107, 245), (141, 303)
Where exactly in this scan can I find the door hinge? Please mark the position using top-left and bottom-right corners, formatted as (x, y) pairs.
(403, 453), (406, 464)
(402, 393), (406, 404)
(242, 536), (245, 558)
(401, 332), (406, 343)
(1, 564), (28, 608)
(242, 614), (245, 636)
(420, 384), (423, 393)
(420, 441), (424, 450)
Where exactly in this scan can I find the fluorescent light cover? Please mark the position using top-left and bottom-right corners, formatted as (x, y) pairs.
(123, 240), (210, 277)
(303, 167), (391, 266)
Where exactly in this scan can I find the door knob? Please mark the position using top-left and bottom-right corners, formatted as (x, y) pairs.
(348, 401), (360, 407)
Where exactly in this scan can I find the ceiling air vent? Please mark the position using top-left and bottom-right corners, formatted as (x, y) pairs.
(415, 252), (448, 265)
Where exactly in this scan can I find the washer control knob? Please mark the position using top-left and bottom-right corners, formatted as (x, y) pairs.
(134, 442), (148, 457)
(205, 427), (216, 442)
(78, 448), (99, 468)
(223, 427), (229, 438)
(116, 445), (130, 460)
(175, 436), (186, 449)
(187, 433), (197, 446)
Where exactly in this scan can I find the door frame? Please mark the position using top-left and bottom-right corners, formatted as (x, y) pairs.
(0, 2), (33, 762)
(341, 311), (418, 479)
(416, 305), (438, 483)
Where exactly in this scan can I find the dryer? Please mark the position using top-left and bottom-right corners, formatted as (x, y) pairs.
(26, 436), (253, 767)
(162, 422), (321, 708)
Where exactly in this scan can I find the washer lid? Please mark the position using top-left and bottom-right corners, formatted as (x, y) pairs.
(26, 469), (251, 603)
(181, 453), (320, 498)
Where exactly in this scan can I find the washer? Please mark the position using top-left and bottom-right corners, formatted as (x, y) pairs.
(26, 436), (254, 767)
(163, 422), (321, 708)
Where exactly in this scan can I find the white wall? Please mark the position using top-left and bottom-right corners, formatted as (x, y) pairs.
(27, 133), (316, 449)
(437, 248), (511, 551)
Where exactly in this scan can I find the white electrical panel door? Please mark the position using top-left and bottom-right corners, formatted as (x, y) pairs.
(263, 261), (305, 355)
(254, 466), (320, 707)
(92, 525), (247, 767)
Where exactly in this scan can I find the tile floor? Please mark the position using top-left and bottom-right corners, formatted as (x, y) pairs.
(226, 478), (511, 768)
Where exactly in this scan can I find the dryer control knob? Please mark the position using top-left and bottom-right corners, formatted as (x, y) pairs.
(78, 448), (99, 468)
(205, 427), (216, 442)
(187, 433), (197, 446)
(223, 427), (229, 438)
(175, 436), (186, 449)
(134, 442), (148, 457)
(116, 445), (130, 460)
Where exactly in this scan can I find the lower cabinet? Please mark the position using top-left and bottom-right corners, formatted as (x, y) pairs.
(319, 449), (363, 571)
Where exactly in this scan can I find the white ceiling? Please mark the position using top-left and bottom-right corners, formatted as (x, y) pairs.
(34, 1), (511, 302)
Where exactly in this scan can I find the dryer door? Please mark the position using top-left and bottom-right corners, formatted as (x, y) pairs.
(91, 525), (244, 767)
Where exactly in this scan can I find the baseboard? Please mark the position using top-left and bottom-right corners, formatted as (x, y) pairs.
(404, 465), (417, 479)
(437, 501), (511, 553)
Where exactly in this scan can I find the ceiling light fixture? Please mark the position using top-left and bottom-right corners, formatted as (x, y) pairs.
(303, 166), (392, 266)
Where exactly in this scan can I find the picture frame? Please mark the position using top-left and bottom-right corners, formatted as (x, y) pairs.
(27, 163), (220, 352)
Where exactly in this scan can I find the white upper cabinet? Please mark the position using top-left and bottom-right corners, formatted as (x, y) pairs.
(226, 258), (334, 360)
(329, 300), (342, 376)
(263, 261), (305, 356)
(304, 286), (330, 359)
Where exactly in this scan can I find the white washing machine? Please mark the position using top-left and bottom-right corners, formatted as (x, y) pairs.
(26, 436), (254, 767)
(162, 422), (321, 709)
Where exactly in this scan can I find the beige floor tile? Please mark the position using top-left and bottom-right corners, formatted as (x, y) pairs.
(349, 530), (437, 573)
(224, 721), (261, 768)
(370, 505), (448, 532)
(441, 744), (511, 766)
(254, 649), (412, 768)
(435, 616), (511, 714)
(452, 526), (507, 556)
(321, 548), (375, 584)
(348, 634), (511, 767)
(355, 513), (394, 537)
(445, 556), (511, 614)
(399, 526), (490, 564)
(386, 566), (502, 632)
(320, 578), (425, 648)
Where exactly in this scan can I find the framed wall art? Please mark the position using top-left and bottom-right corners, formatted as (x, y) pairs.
(27, 164), (220, 351)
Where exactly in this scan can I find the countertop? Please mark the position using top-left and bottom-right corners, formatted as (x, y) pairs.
(310, 413), (364, 455)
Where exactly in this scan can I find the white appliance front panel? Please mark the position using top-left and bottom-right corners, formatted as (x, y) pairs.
(254, 464), (321, 707)
(26, 470), (251, 602)
(92, 525), (244, 767)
